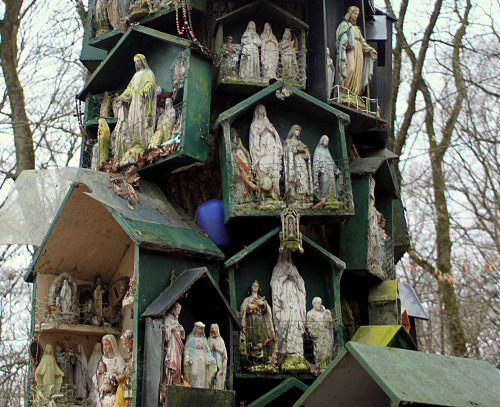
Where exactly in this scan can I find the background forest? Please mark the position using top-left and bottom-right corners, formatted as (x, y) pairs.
(0, 0), (499, 404)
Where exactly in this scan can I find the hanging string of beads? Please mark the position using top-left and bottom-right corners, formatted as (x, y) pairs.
(32, 321), (42, 386)
(75, 94), (89, 150)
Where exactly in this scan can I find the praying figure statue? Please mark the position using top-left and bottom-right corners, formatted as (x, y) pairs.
(326, 48), (335, 98)
(60, 279), (72, 314)
(207, 324), (227, 390)
(306, 297), (334, 369)
(87, 342), (102, 397)
(284, 125), (313, 204)
(279, 28), (299, 79)
(113, 54), (156, 160)
(35, 344), (64, 396)
(149, 98), (176, 149)
(249, 104), (283, 197)
(260, 22), (279, 80)
(313, 135), (343, 207)
(336, 6), (377, 96)
(163, 302), (185, 386)
(222, 36), (241, 78)
(240, 21), (261, 80)
(184, 322), (217, 389)
(74, 344), (89, 399)
(270, 250), (306, 358)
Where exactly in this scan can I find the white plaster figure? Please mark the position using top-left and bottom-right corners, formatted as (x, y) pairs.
(313, 135), (343, 204)
(284, 125), (313, 204)
(260, 22), (279, 80)
(91, 360), (107, 403)
(306, 297), (334, 368)
(207, 324), (227, 390)
(279, 28), (299, 79)
(326, 47), (335, 98)
(222, 36), (241, 78)
(230, 127), (254, 203)
(270, 250), (306, 357)
(184, 322), (217, 389)
(249, 104), (283, 195)
(60, 279), (72, 314)
(101, 334), (125, 377)
(74, 344), (89, 399)
(239, 21), (261, 80)
(87, 342), (103, 397)
(35, 344), (64, 395)
(163, 302), (185, 386)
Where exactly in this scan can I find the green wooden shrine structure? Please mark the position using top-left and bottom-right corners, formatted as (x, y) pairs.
(0, 0), (497, 406)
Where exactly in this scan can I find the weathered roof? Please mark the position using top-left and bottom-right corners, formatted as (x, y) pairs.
(215, 0), (309, 30)
(215, 81), (350, 128)
(295, 342), (500, 407)
(349, 156), (399, 197)
(21, 168), (222, 282)
(398, 281), (428, 320)
(363, 148), (398, 160)
(224, 226), (345, 271)
(141, 267), (241, 328)
(351, 325), (417, 350)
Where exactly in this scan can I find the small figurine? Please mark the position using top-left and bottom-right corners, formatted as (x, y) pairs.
(336, 6), (377, 96)
(94, 283), (104, 325)
(102, 334), (126, 377)
(114, 54), (156, 159)
(101, 374), (117, 407)
(55, 344), (65, 369)
(35, 344), (64, 396)
(149, 98), (176, 148)
(100, 91), (112, 118)
(171, 50), (188, 96)
(62, 346), (75, 385)
(284, 125), (313, 204)
(279, 28), (299, 79)
(312, 135), (343, 207)
(270, 250), (307, 360)
(260, 22), (279, 80)
(306, 297), (334, 368)
(163, 302), (185, 386)
(87, 342), (102, 391)
(120, 330), (134, 402)
(239, 21), (261, 80)
(98, 118), (111, 166)
(249, 104), (283, 197)
(74, 344), (89, 399)
(230, 127), (256, 203)
(222, 36), (241, 78)
(91, 360), (107, 403)
(239, 281), (277, 367)
(207, 324), (227, 390)
(184, 322), (217, 389)
(326, 48), (335, 98)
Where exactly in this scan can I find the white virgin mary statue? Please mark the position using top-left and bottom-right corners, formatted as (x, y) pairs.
(260, 22), (279, 79)
(270, 250), (306, 357)
(101, 334), (125, 377)
(240, 21), (261, 80)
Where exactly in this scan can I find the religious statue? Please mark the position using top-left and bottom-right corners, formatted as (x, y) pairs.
(149, 98), (176, 149)
(222, 36), (241, 78)
(171, 50), (188, 94)
(260, 22), (279, 80)
(249, 104), (283, 197)
(120, 330), (134, 402)
(55, 344), (65, 369)
(93, 0), (110, 37)
(35, 344), (64, 396)
(184, 322), (217, 389)
(284, 125), (313, 204)
(97, 118), (110, 166)
(336, 6), (377, 97)
(163, 302), (185, 386)
(87, 342), (102, 394)
(60, 279), (72, 314)
(113, 54), (156, 159)
(91, 360), (107, 404)
(270, 250), (307, 360)
(101, 375), (117, 407)
(239, 21), (261, 80)
(94, 283), (104, 325)
(367, 177), (386, 277)
(74, 344), (89, 399)
(230, 127), (255, 203)
(100, 91), (112, 118)
(62, 346), (75, 385)
(312, 135), (343, 207)
(239, 281), (277, 367)
(107, 0), (131, 29)
(207, 324), (227, 390)
(101, 334), (126, 377)
(306, 297), (334, 368)
(111, 95), (130, 159)
(279, 28), (299, 79)
(326, 48), (335, 98)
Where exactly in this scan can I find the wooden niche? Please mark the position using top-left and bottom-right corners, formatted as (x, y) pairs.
(78, 26), (212, 175)
(217, 81), (354, 223)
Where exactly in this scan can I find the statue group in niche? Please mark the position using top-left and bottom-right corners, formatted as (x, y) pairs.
(335, 6), (377, 100)
(160, 302), (229, 392)
(223, 21), (300, 82)
(230, 104), (344, 209)
(239, 251), (335, 373)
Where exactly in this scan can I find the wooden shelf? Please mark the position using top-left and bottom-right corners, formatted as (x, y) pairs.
(37, 322), (121, 336)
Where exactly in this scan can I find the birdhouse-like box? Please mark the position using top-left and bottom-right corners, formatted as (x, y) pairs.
(86, 0), (207, 52)
(17, 168), (223, 406)
(215, 0), (308, 93)
(216, 81), (354, 223)
(339, 151), (400, 280)
(141, 267), (240, 406)
(78, 26), (212, 176)
(224, 226), (345, 379)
